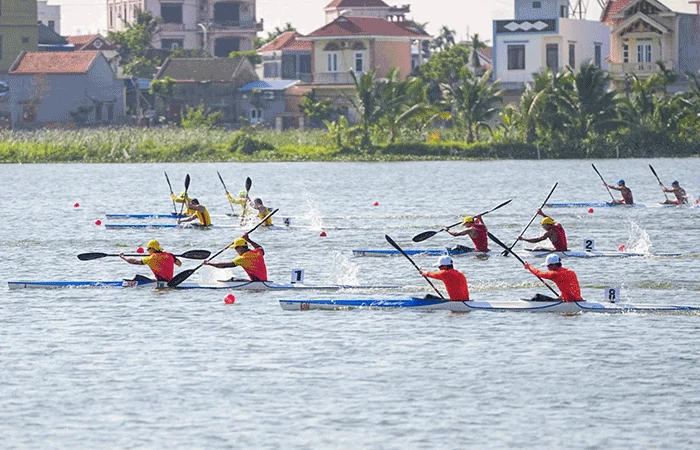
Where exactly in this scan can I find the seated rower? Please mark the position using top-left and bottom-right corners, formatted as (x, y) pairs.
(661, 181), (688, 205)
(203, 234), (268, 282)
(419, 255), (469, 301)
(445, 215), (489, 253)
(524, 254), (582, 302)
(253, 198), (274, 226)
(605, 179), (634, 204)
(178, 198), (212, 227)
(119, 239), (181, 282)
(227, 190), (252, 215)
(518, 209), (568, 251)
(171, 191), (196, 216)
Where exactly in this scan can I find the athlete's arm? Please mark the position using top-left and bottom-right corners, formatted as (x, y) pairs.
(119, 254), (145, 265)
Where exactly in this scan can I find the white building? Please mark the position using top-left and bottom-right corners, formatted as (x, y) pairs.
(106, 0), (262, 57)
(38, 1), (61, 34)
(492, 0), (611, 88)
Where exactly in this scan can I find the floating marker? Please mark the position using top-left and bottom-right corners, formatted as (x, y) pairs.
(320, 231), (327, 237)
(373, 201), (379, 207)
(588, 208), (594, 214)
(224, 294), (236, 304)
(94, 219), (102, 226)
(136, 247), (144, 254)
(618, 245), (626, 252)
(74, 202), (80, 208)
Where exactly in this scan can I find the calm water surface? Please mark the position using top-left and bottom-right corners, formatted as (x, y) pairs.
(1, 159), (700, 448)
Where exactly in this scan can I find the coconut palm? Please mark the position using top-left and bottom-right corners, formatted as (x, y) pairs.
(468, 33), (489, 74)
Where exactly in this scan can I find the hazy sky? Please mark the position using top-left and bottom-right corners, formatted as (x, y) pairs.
(52, 0), (697, 40)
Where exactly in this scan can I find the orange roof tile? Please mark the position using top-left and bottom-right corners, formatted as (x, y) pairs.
(65, 34), (98, 46)
(326, 0), (389, 8)
(9, 51), (100, 75)
(306, 16), (428, 38)
(258, 31), (312, 52)
(601, 0), (636, 24)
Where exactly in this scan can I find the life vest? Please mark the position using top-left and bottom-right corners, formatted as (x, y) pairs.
(232, 248), (268, 281)
(469, 223), (489, 252)
(551, 223), (568, 251)
(141, 252), (176, 281)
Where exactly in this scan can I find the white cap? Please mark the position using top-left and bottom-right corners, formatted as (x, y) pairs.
(544, 254), (561, 266)
(437, 255), (453, 267)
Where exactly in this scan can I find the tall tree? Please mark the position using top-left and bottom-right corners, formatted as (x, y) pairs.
(107, 9), (161, 78)
(468, 33), (489, 74)
(349, 70), (383, 148)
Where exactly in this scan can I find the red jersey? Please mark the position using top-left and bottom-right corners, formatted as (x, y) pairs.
(526, 264), (582, 301)
(551, 223), (568, 251)
(424, 268), (469, 301)
(232, 248), (268, 281)
(621, 187), (634, 204)
(141, 252), (176, 281)
(469, 222), (489, 252)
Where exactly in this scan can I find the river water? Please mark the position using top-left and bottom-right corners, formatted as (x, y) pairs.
(1, 159), (699, 449)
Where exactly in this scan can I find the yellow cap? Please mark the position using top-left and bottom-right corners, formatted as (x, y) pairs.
(462, 216), (474, 225)
(147, 240), (162, 251)
(231, 238), (248, 249)
(541, 217), (555, 226)
(238, 190), (247, 197)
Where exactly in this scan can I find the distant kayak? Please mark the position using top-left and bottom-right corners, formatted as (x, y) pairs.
(545, 202), (697, 208)
(352, 248), (493, 257)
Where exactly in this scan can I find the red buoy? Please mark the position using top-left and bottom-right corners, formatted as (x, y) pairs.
(136, 247), (144, 254)
(74, 202), (80, 208)
(320, 231), (327, 237)
(373, 201), (379, 207)
(587, 208), (594, 214)
(224, 294), (236, 304)
(94, 219), (102, 226)
(618, 245), (626, 252)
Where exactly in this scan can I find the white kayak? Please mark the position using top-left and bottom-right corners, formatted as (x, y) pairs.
(524, 249), (687, 258)
(7, 279), (400, 291)
(279, 298), (700, 313)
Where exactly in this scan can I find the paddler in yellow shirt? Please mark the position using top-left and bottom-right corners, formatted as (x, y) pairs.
(171, 191), (196, 216)
(252, 198), (274, 226)
(178, 198), (212, 227)
(227, 190), (252, 215)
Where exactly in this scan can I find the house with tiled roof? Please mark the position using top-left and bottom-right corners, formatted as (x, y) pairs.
(258, 31), (313, 82)
(324, 0), (411, 24)
(153, 57), (258, 122)
(492, 0), (610, 89)
(65, 34), (115, 51)
(602, 0), (700, 88)
(238, 79), (310, 129)
(7, 51), (125, 128)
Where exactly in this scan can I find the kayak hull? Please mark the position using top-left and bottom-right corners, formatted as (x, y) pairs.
(7, 280), (399, 291)
(279, 298), (700, 313)
(353, 249), (492, 257)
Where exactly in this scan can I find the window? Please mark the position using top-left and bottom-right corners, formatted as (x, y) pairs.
(546, 44), (558, 70)
(22, 37), (29, 44)
(264, 62), (280, 78)
(354, 52), (364, 73)
(299, 54), (311, 74)
(637, 43), (652, 63)
(161, 39), (184, 50)
(594, 43), (602, 67)
(568, 43), (575, 68)
(107, 104), (114, 121)
(110, 8), (113, 28)
(327, 53), (338, 72)
(161, 3), (183, 24)
(250, 108), (262, 123)
(623, 44), (629, 63)
(507, 45), (525, 70)
(533, 2), (541, 8)
(23, 104), (37, 122)
(48, 20), (55, 30)
(95, 103), (103, 122)
(560, 5), (568, 18)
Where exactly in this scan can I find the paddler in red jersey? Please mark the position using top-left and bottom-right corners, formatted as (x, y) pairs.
(524, 254), (582, 302)
(605, 179), (634, 204)
(445, 214), (489, 252)
(661, 181), (688, 205)
(518, 209), (568, 251)
(119, 240), (182, 281)
(203, 234), (268, 281)
(419, 255), (469, 301)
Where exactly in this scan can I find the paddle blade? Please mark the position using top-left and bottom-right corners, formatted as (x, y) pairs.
(168, 268), (196, 287)
(179, 250), (211, 260)
(245, 177), (252, 193)
(412, 230), (438, 242)
(77, 252), (110, 261)
(184, 174), (191, 191)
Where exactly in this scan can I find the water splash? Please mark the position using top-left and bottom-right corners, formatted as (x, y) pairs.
(299, 199), (325, 230)
(329, 252), (359, 285)
(624, 220), (652, 254)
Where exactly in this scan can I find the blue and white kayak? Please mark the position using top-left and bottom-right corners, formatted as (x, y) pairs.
(545, 202), (696, 208)
(105, 213), (187, 219)
(279, 298), (700, 313)
(524, 249), (686, 258)
(7, 280), (400, 291)
(352, 249), (493, 257)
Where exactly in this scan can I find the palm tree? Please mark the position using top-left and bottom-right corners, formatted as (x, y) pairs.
(348, 70), (382, 148)
(468, 33), (489, 74)
(442, 68), (504, 143)
(431, 26), (456, 52)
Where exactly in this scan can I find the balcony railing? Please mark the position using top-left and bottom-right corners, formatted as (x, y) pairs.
(313, 72), (355, 85)
(608, 60), (675, 76)
(211, 20), (263, 31)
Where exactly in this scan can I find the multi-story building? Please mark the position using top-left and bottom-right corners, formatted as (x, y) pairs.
(38, 1), (61, 34)
(602, 0), (700, 88)
(492, 0), (610, 89)
(0, 0), (39, 74)
(106, 0), (263, 57)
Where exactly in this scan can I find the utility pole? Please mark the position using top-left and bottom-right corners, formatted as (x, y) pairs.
(569, 0), (589, 20)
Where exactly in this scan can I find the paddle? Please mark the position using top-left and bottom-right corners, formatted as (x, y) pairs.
(385, 234), (445, 299)
(176, 174), (191, 221)
(78, 249), (211, 261)
(591, 164), (616, 203)
(502, 183), (558, 256)
(242, 177), (252, 218)
(217, 171), (237, 216)
(412, 199), (513, 243)
(487, 231), (560, 298)
(648, 164), (670, 202)
(168, 208), (279, 287)
(164, 171), (178, 214)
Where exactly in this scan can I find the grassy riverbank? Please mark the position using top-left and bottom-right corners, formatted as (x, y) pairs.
(0, 127), (697, 163)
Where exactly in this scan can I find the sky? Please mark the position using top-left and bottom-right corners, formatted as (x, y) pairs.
(52, 0), (697, 40)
